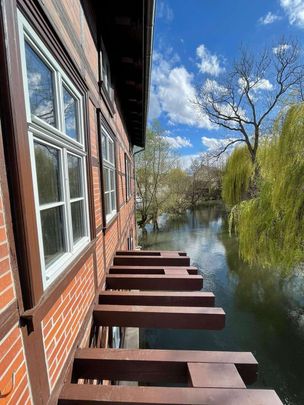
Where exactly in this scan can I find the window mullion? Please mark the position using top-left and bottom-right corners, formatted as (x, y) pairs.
(62, 148), (73, 253)
(56, 72), (64, 132)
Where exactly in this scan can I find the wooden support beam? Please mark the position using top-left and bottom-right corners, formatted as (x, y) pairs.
(187, 363), (246, 388)
(106, 274), (203, 291)
(93, 305), (225, 330)
(99, 291), (215, 307)
(109, 266), (198, 275)
(113, 255), (190, 266)
(72, 348), (257, 385)
(59, 385), (283, 405)
(115, 250), (187, 256)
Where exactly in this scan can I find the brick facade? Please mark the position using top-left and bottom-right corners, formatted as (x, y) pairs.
(0, 0), (140, 403)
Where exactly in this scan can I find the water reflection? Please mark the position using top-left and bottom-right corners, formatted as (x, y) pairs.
(139, 203), (304, 405)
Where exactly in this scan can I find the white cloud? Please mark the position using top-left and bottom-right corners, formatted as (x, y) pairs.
(179, 154), (200, 169)
(196, 44), (224, 76)
(163, 135), (193, 149)
(238, 77), (273, 92)
(158, 1), (174, 22)
(201, 136), (241, 157)
(280, 0), (304, 28)
(273, 43), (292, 54)
(149, 51), (212, 129)
(259, 11), (282, 25)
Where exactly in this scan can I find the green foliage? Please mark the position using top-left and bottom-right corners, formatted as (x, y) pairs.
(162, 168), (189, 214)
(222, 146), (254, 207)
(230, 105), (304, 270)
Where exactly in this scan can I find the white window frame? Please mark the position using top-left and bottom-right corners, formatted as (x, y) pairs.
(125, 154), (132, 200)
(101, 126), (117, 223)
(18, 12), (90, 289)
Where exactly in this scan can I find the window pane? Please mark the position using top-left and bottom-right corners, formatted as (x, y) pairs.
(109, 141), (114, 163)
(68, 154), (82, 199)
(110, 169), (115, 190)
(103, 168), (109, 193)
(25, 41), (56, 126)
(41, 206), (65, 267)
(104, 193), (110, 216)
(63, 86), (79, 140)
(111, 191), (116, 211)
(102, 134), (108, 161)
(34, 142), (61, 205)
(71, 200), (85, 243)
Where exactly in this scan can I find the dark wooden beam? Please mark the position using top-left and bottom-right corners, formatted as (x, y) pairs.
(59, 385), (283, 404)
(72, 348), (258, 385)
(187, 363), (246, 388)
(115, 250), (187, 256)
(93, 305), (225, 329)
(109, 266), (198, 275)
(113, 256), (190, 266)
(99, 291), (214, 307)
(106, 274), (203, 291)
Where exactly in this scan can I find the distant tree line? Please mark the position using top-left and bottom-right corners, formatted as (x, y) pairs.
(135, 121), (222, 229)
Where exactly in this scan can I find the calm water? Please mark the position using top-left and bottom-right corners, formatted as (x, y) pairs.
(138, 204), (304, 405)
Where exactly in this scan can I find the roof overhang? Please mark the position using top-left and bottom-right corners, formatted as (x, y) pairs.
(96, 0), (155, 147)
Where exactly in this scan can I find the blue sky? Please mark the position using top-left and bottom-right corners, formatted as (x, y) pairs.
(148, 0), (304, 167)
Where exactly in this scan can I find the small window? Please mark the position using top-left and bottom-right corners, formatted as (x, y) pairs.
(102, 128), (117, 222)
(99, 46), (113, 99)
(125, 154), (132, 201)
(18, 12), (90, 288)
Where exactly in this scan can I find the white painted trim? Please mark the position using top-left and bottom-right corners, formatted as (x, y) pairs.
(18, 12), (91, 289)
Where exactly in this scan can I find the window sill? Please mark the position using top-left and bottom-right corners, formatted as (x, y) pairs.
(44, 237), (90, 289)
(103, 212), (118, 234)
(98, 80), (115, 117)
(20, 238), (97, 329)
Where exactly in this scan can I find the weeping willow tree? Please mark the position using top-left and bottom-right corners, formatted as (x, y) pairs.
(226, 105), (304, 270)
(222, 146), (254, 207)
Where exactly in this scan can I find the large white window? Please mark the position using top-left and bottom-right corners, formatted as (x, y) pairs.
(101, 128), (117, 223)
(18, 13), (90, 288)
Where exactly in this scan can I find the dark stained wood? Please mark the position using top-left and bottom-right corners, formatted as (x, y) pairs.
(113, 255), (190, 266)
(115, 250), (187, 256)
(164, 268), (188, 275)
(187, 363), (246, 388)
(109, 266), (198, 275)
(59, 385), (283, 405)
(106, 274), (203, 290)
(72, 348), (257, 385)
(93, 305), (225, 329)
(99, 291), (215, 307)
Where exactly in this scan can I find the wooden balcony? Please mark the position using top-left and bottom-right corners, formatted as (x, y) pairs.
(58, 250), (282, 404)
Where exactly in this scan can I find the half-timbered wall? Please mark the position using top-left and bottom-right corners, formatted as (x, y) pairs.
(0, 0), (137, 403)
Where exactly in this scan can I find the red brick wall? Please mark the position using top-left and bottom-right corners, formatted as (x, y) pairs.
(0, 173), (32, 404)
(0, 0), (137, 402)
(41, 255), (95, 389)
(0, 186), (15, 312)
(0, 326), (32, 405)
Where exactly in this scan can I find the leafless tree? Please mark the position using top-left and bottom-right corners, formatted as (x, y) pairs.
(195, 39), (304, 163)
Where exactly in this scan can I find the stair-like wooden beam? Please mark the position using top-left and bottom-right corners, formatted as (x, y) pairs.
(99, 291), (215, 307)
(72, 348), (258, 385)
(115, 250), (187, 256)
(93, 305), (225, 329)
(113, 255), (190, 266)
(109, 266), (198, 275)
(59, 385), (283, 405)
(106, 274), (203, 290)
(187, 363), (245, 388)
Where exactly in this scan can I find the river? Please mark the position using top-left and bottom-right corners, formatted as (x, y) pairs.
(138, 203), (304, 405)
